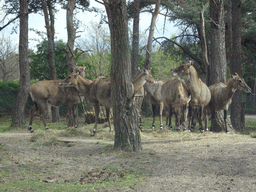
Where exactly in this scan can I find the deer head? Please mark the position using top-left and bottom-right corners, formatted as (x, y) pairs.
(76, 65), (86, 77)
(171, 60), (194, 76)
(133, 68), (156, 84)
(231, 73), (251, 93)
(58, 73), (80, 90)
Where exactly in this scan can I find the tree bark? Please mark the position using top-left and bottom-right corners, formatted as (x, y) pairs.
(41, 0), (59, 123)
(11, 0), (30, 128)
(230, 0), (244, 131)
(144, 0), (161, 70)
(105, 0), (141, 151)
(131, 0), (140, 78)
(199, 0), (210, 85)
(209, 0), (229, 132)
(209, 0), (226, 85)
(66, 0), (78, 127)
(66, 0), (77, 74)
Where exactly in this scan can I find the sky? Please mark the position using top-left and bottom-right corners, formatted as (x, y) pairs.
(0, 0), (179, 52)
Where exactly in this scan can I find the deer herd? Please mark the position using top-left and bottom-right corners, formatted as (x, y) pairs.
(28, 61), (252, 136)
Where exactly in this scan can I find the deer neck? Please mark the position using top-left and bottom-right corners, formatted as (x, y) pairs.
(77, 76), (93, 97)
(187, 66), (201, 91)
(132, 75), (146, 93)
(225, 78), (236, 98)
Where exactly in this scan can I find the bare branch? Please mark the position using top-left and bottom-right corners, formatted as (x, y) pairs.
(29, 62), (49, 80)
(154, 36), (205, 73)
(0, 15), (20, 31)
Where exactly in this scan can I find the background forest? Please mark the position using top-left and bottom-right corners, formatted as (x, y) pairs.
(0, 0), (256, 131)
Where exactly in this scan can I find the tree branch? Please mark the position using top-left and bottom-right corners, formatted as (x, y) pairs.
(0, 15), (20, 31)
(154, 36), (205, 73)
(29, 62), (49, 80)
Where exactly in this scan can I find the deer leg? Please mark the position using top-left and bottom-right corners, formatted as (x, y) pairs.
(174, 109), (180, 131)
(159, 102), (164, 130)
(224, 110), (229, 133)
(92, 101), (100, 136)
(38, 104), (49, 130)
(189, 106), (194, 132)
(198, 107), (204, 133)
(65, 105), (71, 128)
(73, 104), (78, 128)
(168, 107), (173, 130)
(28, 104), (37, 133)
(204, 109), (208, 132)
(210, 109), (215, 132)
(151, 104), (156, 130)
(106, 107), (112, 132)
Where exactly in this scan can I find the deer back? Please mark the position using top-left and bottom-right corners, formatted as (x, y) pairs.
(30, 79), (80, 107)
(90, 76), (111, 108)
(161, 77), (190, 108)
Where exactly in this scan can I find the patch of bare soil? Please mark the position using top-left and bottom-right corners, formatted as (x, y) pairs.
(0, 131), (256, 191)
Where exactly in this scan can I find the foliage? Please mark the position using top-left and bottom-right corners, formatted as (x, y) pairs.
(76, 22), (111, 78)
(241, 0), (256, 89)
(0, 80), (34, 115)
(29, 39), (68, 80)
(150, 49), (183, 80)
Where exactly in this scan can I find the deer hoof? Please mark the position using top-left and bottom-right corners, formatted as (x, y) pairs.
(151, 124), (155, 130)
(45, 126), (49, 130)
(28, 125), (32, 131)
(28, 126), (34, 133)
(160, 124), (163, 130)
(91, 129), (96, 137)
(74, 125), (78, 128)
(226, 130), (230, 134)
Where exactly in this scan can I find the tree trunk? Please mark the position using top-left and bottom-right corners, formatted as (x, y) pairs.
(144, 0), (161, 70)
(131, 0), (140, 78)
(105, 0), (141, 151)
(11, 0), (30, 128)
(66, 0), (77, 74)
(66, 0), (78, 127)
(209, 0), (229, 132)
(230, 0), (244, 131)
(41, 0), (59, 123)
(209, 0), (226, 85)
(226, 0), (232, 66)
(199, 0), (210, 85)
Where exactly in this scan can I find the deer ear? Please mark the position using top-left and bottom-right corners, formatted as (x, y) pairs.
(188, 95), (191, 102)
(189, 60), (193, 66)
(76, 73), (79, 78)
(142, 68), (147, 73)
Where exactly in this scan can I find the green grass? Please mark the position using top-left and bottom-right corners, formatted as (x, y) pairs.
(0, 167), (145, 192)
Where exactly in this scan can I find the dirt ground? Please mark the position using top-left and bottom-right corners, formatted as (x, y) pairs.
(0, 127), (256, 192)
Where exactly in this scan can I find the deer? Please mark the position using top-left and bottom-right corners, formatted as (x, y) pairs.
(144, 80), (165, 129)
(28, 80), (82, 133)
(59, 68), (156, 136)
(204, 73), (251, 133)
(161, 77), (191, 130)
(77, 65), (86, 78)
(28, 66), (87, 133)
(171, 61), (211, 132)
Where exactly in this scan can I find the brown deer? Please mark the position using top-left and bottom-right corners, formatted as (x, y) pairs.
(204, 73), (251, 133)
(161, 77), (191, 130)
(59, 68), (156, 136)
(144, 80), (165, 129)
(28, 67), (87, 133)
(28, 80), (82, 133)
(77, 65), (86, 78)
(171, 61), (211, 132)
